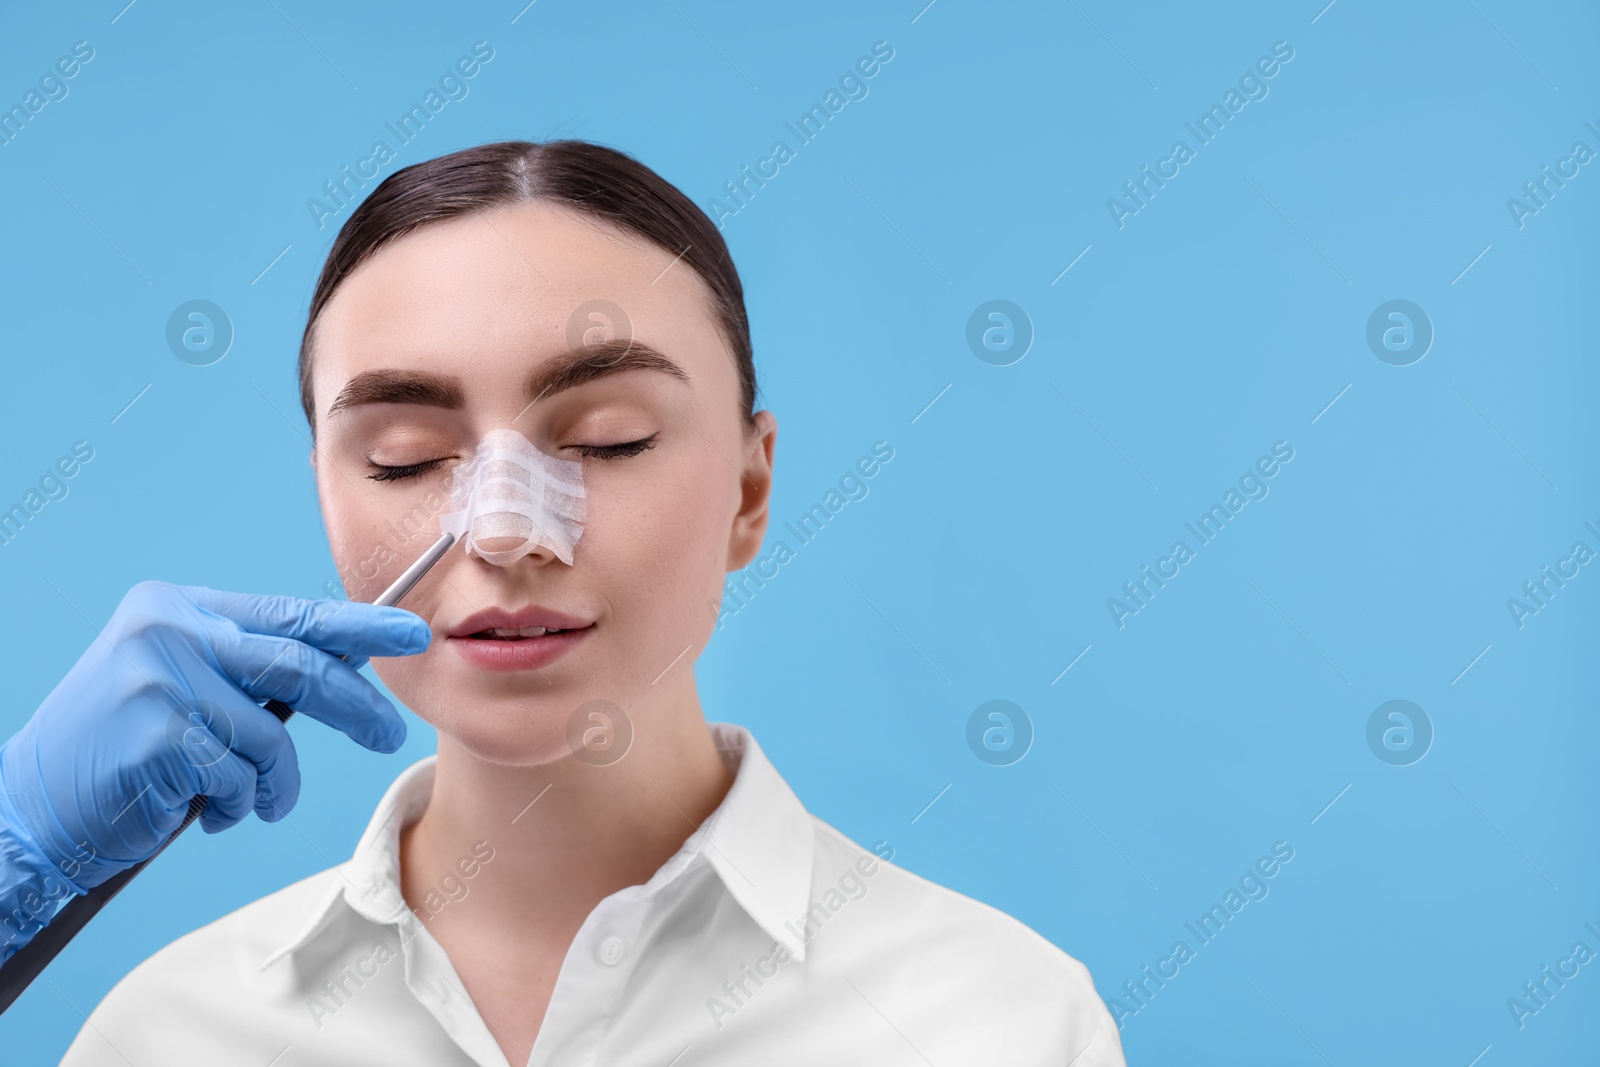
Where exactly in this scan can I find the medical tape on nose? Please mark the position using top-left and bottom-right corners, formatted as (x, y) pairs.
(438, 428), (586, 566)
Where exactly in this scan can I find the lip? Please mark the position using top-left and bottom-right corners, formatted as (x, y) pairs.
(447, 605), (595, 638)
(447, 626), (592, 673)
(443, 605), (597, 674)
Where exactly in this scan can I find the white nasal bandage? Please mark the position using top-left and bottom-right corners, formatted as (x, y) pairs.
(438, 429), (586, 566)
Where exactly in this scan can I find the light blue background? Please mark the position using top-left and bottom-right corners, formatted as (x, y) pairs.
(2, 1), (1597, 1063)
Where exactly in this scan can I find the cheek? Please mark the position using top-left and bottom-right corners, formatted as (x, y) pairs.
(662, 459), (729, 552)
(586, 452), (732, 605)
(318, 474), (407, 598)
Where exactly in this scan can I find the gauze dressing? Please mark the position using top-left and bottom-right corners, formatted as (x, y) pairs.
(438, 428), (586, 565)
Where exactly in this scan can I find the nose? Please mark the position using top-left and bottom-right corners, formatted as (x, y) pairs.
(437, 428), (587, 567)
(468, 517), (564, 566)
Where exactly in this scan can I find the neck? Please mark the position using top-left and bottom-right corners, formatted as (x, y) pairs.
(398, 672), (737, 942)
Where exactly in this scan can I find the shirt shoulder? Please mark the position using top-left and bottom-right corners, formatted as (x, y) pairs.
(58, 866), (349, 1066)
(802, 817), (1126, 1066)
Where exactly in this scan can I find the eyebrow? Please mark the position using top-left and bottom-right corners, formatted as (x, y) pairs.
(325, 339), (690, 417)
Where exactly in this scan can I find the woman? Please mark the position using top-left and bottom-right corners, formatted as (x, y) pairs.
(60, 140), (1124, 1066)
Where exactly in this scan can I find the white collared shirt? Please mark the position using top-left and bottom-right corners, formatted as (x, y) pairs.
(60, 723), (1124, 1066)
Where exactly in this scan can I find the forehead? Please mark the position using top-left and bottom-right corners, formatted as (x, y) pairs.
(310, 200), (728, 405)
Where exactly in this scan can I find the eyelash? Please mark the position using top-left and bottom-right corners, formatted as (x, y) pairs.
(365, 434), (660, 482)
(576, 434), (660, 461)
(366, 459), (446, 483)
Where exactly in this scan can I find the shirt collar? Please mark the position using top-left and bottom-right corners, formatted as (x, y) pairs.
(260, 722), (815, 970)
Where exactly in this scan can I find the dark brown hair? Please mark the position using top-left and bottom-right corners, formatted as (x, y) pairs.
(297, 139), (755, 435)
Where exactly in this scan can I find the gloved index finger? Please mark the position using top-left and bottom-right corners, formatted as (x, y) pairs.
(181, 586), (431, 659)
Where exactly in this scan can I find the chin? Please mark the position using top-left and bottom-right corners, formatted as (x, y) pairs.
(383, 658), (641, 768)
(439, 713), (579, 768)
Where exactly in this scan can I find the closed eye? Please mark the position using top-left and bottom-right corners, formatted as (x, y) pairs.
(573, 434), (659, 461)
(366, 458), (447, 482)
(365, 434), (659, 482)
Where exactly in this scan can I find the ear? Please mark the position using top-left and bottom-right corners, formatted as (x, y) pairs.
(726, 410), (777, 572)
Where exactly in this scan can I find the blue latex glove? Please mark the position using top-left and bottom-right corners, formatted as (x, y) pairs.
(0, 581), (431, 961)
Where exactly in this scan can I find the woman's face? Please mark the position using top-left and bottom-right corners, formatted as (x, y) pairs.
(308, 201), (775, 765)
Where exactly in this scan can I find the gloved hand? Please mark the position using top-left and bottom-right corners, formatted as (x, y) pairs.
(0, 581), (431, 923)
